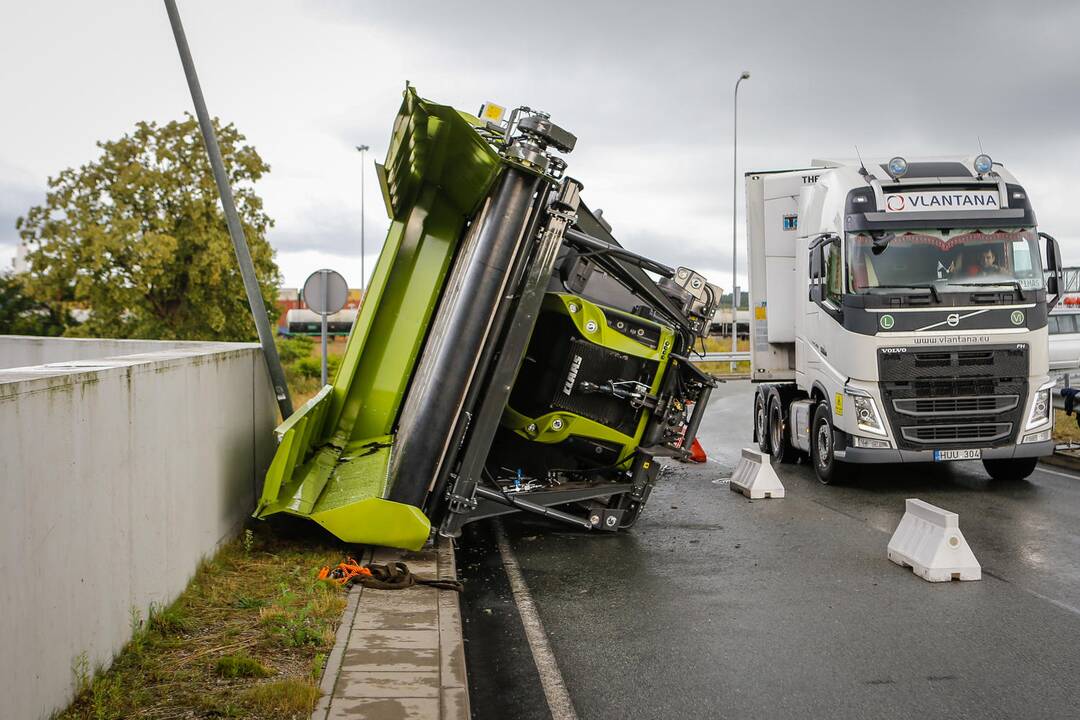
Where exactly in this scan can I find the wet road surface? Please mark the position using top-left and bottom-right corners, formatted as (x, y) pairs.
(458, 380), (1080, 719)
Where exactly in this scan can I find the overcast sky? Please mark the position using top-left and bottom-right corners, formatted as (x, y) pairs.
(2, 0), (1078, 291)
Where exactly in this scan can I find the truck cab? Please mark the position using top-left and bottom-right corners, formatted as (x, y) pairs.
(746, 156), (1063, 483)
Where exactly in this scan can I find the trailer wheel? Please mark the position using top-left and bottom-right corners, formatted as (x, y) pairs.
(982, 457), (1038, 482)
(755, 392), (771, 454)
(811, 403), (848, 485)
(768, 396), (795, 464)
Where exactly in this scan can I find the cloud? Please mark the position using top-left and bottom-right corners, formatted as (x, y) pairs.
(0, 175), (43, 255)
(2, 0), (1079, 289)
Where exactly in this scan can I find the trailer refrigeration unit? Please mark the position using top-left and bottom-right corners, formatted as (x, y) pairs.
(747, 155), (1064, 484)
(253, 86), (719, 549)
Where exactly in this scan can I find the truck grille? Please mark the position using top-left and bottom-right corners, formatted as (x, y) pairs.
(893, 395), (1018, 416)
(900, 423), (1012, 444)
(877, 344), (1028, 451)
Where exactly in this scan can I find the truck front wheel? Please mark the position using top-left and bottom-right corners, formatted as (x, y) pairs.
(982, 457), (1038, 482)
(811, 403), (849, 485)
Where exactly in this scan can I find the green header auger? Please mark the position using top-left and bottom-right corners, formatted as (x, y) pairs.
(254, 86), (720, 549)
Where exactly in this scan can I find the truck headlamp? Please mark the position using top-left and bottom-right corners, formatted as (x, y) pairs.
(973, 153), (993, 175)
(887, 156), (908, 179)
(851, 394), (887, 436)
(1026, 386), (1053, 430)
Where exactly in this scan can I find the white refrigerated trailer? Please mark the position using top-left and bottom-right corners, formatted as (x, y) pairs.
(746, 155), (1064, 483)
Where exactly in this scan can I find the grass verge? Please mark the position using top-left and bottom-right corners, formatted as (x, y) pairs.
(1053, 409), (1080, 445)
(57, 523), (349, 720)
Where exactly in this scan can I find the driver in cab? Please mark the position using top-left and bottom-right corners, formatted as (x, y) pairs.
(945, 246), (1004, 278)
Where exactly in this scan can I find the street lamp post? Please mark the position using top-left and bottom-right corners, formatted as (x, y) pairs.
(355, 145), (370, 293)
(732, 71), (750, 368)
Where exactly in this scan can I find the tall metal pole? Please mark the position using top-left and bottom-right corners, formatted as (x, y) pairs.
(320, 270), (329, 386)
(732, 71), (750, 367)
(356, 145), (369, 293)
(164, 0), (293, 418)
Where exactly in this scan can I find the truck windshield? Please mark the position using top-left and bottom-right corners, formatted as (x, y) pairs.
(846, 228), (1044, 295)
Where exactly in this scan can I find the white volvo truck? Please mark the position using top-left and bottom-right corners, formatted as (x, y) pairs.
(747, 155), (1063, 483)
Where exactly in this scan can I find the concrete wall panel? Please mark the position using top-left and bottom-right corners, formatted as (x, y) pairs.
(0, 339), (278, 719)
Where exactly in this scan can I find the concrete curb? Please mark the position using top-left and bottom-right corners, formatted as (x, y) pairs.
(311, 548), (371, 720)
(312, 537), (468, 719)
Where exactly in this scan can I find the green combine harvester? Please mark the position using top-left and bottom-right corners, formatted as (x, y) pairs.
(254, 86), (720, 550)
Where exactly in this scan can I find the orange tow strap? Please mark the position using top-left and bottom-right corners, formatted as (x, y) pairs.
(317, 557), (372, 585)
(317, 557), (463, 592)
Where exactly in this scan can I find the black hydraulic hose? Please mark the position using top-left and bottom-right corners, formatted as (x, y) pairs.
(563, 228), (676, 278)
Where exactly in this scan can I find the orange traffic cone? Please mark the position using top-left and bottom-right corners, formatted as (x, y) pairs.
(689, 437), (707, 463)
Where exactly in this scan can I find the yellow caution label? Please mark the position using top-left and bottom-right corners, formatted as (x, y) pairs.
(755, 306), (767, 320)
(834, 392), (843, 416)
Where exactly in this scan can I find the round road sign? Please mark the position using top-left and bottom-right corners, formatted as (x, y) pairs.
(303, 269), (348, 315)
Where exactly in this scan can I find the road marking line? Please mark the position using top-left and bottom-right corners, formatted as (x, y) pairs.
(494, 520), (579, 720)
(1036, 466), (1080, 481)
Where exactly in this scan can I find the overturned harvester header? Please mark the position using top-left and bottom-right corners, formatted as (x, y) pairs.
(255, 86), (720, 549)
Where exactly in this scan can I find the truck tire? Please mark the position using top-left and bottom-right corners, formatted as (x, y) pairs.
(768, 395), (795, 464)
(755, 391), (771, 454)
(982, 457), (1038, 482)
(811, 403), (848, 485)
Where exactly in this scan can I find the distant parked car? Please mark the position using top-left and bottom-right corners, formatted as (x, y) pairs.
(1048, 307), (1080, 370)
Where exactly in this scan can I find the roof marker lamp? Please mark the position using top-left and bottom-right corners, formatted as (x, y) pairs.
(973, 153), (993, 176)
(886, 156), (908, 180)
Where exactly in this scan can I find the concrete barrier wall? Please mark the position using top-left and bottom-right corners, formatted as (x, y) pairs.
(0, 339), (278, 719)
(0, 334), (221, 369)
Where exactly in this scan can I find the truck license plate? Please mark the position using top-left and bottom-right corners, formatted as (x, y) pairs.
(933, 449), (981, 461)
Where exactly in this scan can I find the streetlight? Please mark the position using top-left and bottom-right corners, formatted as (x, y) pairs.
(355, 145), (370, 294)
(731, 71), (750, 364)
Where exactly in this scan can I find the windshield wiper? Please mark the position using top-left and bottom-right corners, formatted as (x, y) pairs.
(871, 284), (941, 303)
(950, 281), (1025, 301)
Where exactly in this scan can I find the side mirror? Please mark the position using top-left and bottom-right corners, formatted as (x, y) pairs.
(1040, 231), (1063, 311)
(812, 243), (825, 300)
(808, 234), (836, 303)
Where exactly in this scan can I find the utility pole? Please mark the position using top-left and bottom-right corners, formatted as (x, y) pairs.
(732, 71), (750, 370)
(356, 145), (370, 293)
(163, 0), (293, 418)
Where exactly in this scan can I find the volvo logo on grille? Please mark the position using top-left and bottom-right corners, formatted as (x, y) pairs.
(563, 354), (583, 395)
(946, 313), (960, 327)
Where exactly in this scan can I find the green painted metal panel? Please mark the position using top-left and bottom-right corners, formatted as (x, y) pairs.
(254, 85), (501, 549)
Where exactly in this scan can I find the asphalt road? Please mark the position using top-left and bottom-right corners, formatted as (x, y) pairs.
(458, 380), (1080, 720)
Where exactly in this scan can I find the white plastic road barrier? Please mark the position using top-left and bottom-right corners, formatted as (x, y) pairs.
(729, 448), (786, 499)
(887, 499), (981, 582)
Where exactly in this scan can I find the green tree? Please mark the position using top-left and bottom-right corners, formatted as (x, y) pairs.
(16, 115), (281, 340)
(0, 270), (64, 336)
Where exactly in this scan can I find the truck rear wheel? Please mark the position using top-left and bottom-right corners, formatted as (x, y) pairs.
(982, 457), (1038, 482)
(811, 403), (848, 485)
(755, 392), (771, 454)
(768, 396), (795, 464)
